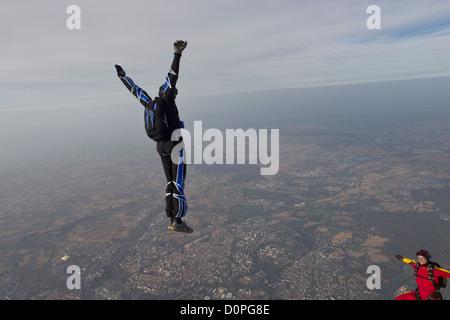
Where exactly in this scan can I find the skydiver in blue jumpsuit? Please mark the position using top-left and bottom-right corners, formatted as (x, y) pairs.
(114, 40), (192, 233)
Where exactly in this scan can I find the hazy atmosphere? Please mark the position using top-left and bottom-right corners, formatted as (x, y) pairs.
(2, 0), (450, 167)
(1, 1), (450, 304)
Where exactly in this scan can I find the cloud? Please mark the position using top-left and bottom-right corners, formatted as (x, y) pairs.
(1, 0), (449, 113)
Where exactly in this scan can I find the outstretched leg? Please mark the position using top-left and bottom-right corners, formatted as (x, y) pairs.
(172, 146), (187, 219)
(169, 145), (192, 233)
(157, 140), (192, 233)
(395, 291), (417, 300)
(157, 140), (176, 220)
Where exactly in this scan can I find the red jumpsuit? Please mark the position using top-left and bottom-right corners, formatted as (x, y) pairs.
(395, 259), (450, 300)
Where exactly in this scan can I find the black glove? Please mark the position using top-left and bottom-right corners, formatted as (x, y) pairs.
(395, 255), (403, 261)
(115, 64), (126, 77)
(174, 40), (187, 54)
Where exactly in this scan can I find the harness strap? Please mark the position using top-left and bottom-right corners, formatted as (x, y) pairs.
(414, 263), (440, 291)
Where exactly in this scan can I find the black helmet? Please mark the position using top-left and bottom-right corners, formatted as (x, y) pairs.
(159, 85), (177, 97)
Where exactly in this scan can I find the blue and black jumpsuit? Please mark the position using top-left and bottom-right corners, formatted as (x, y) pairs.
(117, 52), (187, 222)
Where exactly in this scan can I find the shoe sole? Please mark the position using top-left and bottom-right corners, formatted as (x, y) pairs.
(168, 226), (194, 233)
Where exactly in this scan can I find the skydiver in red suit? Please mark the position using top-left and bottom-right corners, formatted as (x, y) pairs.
(395, 250), (450, 300)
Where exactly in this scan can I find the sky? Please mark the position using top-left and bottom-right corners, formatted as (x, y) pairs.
(1, 0), (450, 168)
(1, 0), (450, 114)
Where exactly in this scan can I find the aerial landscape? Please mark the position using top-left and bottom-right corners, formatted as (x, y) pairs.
(1, 79), (449, 300)
(1, 2), (450, 307)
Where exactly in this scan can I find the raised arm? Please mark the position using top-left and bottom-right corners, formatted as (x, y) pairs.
(115, 65), (152, 108)
(396, 255), (417, 268)
(160, 40), (187, 102)
(396, 255), (450, 278)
